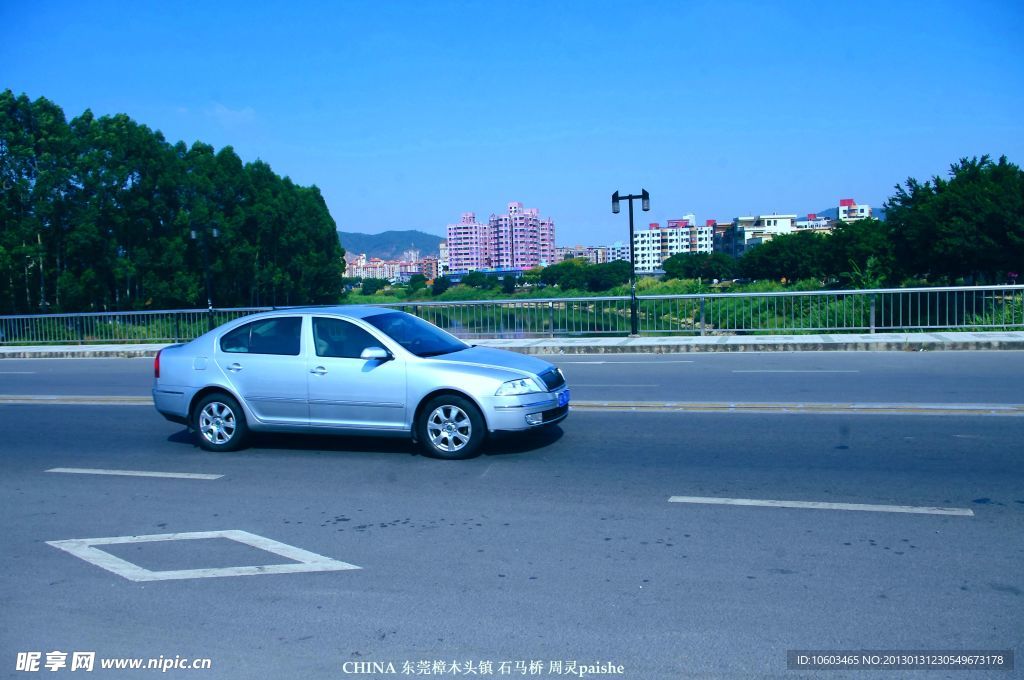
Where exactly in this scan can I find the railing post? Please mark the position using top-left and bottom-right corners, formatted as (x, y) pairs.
(174, 313), (181, 343)
(548, 301), (555, 338)
(207, 305), (215, 332)
(76, 316), (84, 345)
(699, 297), (706, 336)
(870, 295), (876, 334)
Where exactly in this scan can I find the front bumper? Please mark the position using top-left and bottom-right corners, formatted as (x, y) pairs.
(484, 387), (570, 432)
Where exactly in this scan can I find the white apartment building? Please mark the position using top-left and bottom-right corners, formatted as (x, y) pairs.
(634, 225), (665, 273)
(438, 240), (450, 275)
(735, 214), (798, 249)
(794, 213), (834, 233)
(346, 255), (419, 281)
(555, 245), (609, 265)
(838, 198), (872, 222)
(632, 218), (714, 273)
(607, 241), (630, 263)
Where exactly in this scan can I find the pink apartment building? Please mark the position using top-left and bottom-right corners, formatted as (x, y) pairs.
(446, 202), (556, 272)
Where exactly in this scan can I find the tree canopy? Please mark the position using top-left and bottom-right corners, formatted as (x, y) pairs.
(885, 155), (1024, 284)
(662, 252), (736, 281)
(0, 90), (344, 313)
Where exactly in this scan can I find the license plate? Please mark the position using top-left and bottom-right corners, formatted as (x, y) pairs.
(557, 389), (570, 407)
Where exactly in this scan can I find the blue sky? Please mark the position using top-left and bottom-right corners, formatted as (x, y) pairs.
(3, 0), (1023, 245)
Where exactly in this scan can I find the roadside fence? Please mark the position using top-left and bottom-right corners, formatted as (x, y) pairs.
(1, 285), (1021, 345)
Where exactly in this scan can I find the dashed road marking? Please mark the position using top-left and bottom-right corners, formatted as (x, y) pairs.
(47, 467), (222, 480)
(668, 495), (974, 516)
(731, 370), (860, 373)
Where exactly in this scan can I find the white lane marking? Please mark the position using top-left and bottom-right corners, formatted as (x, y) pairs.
(0, 371), (37, 374)
(731, 370), (860, 373)
(668, 495), (974, 516)
(47, 467), (223, 480)
(47, 530), (361, 581)
(559, 360), (694, 364)
(571, 384), (658, 388)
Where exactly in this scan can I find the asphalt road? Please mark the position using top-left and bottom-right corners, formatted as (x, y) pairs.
(3, 351), (1024, 405)
(1, 403), (1021, 679)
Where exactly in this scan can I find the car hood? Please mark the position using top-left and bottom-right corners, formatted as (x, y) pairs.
(427, 345), (554, 378)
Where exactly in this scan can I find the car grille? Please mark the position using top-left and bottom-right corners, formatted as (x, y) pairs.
(539, 368), (565, 391)
(540, 405), (568, 423)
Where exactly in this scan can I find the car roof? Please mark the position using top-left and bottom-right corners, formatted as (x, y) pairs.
(263, 305), (397, 320)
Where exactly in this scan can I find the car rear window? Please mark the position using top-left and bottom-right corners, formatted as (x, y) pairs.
(220, 317), (301, 356)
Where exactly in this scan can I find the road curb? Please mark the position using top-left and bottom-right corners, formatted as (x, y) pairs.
(4, 336), (1024, 358)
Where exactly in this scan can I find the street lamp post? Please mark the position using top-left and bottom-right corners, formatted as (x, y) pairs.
(612, 189), (649, 336)
(190, 225), (220, 330)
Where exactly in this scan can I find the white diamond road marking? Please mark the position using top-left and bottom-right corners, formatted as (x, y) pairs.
(668, 496), (974, 516)
(46, 530), (361, 581)
(47, 467), (223, 480)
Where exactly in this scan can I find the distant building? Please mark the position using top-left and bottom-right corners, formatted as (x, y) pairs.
(419, 256), (439, 281)
(446, 213), (488, 272)
(438, 240), (450, 276)
(732, 214), (798, 252)
(346, 253), (420, 282)
(607, 241), (631, 263)
(838, 198), (872, 222)
(794, 213), (834, 233)
(632, 218), (713, 273)
(487, 202), (556, 270)
(446, 202), (556, 273)
(710, 220), (736, 256)
(555, 245), (608, 264)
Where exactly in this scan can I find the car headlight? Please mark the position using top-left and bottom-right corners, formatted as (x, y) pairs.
(495, 377), (545, 396)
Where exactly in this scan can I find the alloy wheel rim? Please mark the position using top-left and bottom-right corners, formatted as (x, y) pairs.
(426, 405), (471, 452)
(199, 401), (236, 445)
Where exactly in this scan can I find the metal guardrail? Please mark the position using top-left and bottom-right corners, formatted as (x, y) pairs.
(381, 285), (1024, 338)
(0, 308), (271, 346)
(0, 286), (1021, 345)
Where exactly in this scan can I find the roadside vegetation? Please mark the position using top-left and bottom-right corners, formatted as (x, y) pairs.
(3, 89), (1021, 317)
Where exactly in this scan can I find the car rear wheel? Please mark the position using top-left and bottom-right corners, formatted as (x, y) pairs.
(193, 393), (248, 452)
(417, 395), (485, 460)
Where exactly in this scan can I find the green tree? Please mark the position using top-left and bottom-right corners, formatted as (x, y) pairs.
(360, 278), (390, 296)
(461, 271), (492, 289)
(825, 218), (895, 288)
(585, 260), (631, 292)
(0, 90), (344, 313)
(662, 252), (736, 281)
(885, 155), (1024, 283)
(739, 231), (827, 282)
(431, 275), (452, 296)
(407, 273), (427, 292)
(540, 258), (589, 290)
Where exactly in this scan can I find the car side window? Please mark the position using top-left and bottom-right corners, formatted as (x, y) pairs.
(313, 317), (380, 359)
(220, 317), (301, 356)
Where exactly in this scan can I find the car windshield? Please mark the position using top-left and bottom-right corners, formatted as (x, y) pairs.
(364, 312), (468, 358)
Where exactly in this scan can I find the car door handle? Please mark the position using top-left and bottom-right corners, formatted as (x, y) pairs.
(227, 363), (243, 372)
(310, 366), (328, 375)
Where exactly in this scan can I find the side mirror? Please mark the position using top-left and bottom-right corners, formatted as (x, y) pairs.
(360, 347), (392, 361)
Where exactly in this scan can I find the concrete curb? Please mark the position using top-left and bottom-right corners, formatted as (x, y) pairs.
(2, 333), (1024, 358)
(3, 396), (1023, 416)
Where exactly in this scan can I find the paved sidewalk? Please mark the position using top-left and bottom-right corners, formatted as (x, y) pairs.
(2, 331), (1024, 359)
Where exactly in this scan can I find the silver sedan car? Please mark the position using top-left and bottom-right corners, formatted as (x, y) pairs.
(152, 306), (569, 459)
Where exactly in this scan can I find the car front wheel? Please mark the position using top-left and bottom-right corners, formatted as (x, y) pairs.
(193, 393), (248, 452)
(417, 395), (485, 460)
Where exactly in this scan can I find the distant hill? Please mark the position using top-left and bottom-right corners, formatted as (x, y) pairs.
(337, 229), (444, 260)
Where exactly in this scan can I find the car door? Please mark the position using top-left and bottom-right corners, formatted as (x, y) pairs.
(307, 316), (407, 430)
(215, 315), (308, 425)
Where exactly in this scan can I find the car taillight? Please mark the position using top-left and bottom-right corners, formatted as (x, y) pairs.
(154, 349), (162, 379)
